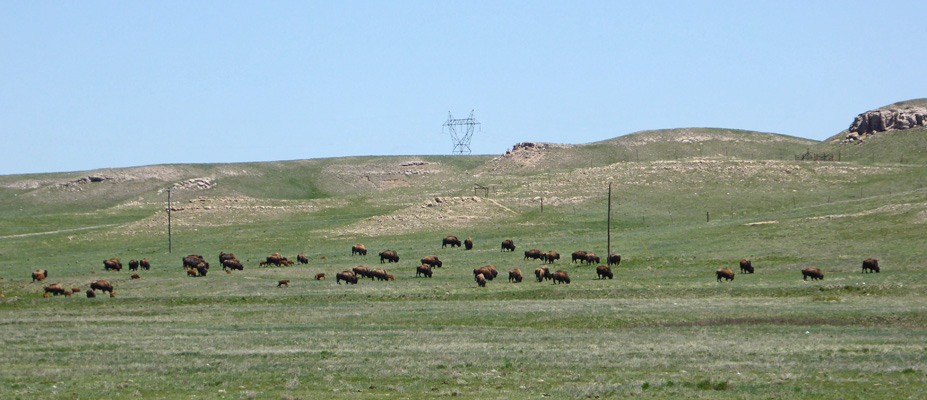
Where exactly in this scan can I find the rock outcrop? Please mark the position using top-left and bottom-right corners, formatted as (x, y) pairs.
(840, 104), (927, 143)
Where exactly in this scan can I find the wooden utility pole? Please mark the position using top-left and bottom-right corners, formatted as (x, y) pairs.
(168, 189), (172, 253)
(607, 182), (612, 258)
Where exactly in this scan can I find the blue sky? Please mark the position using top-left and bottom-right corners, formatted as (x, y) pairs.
(2, 1), (925, 175)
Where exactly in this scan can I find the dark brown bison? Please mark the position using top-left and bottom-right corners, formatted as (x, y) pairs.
(264, 253), (288, 267)
(128, 260), (139, 271)
(297, 254), (309, 264)
(571, 251), (587, 263)
(473, 265), (498, 280)
(416, 264), (433, 278)
(315, 273), (325, 280)
(219, 252), (236, 265)
(544, 251), (560, 264)
(596, 265), (613, 279)
(139, 258), (151, 270)
(535, 267), (552, 282)
(464, 237), (473, 250)
(86, 289), (96, 298)
(508, 269), (523, 283)
(222, 258), (244, 271)
(103, 258), (123, 271)
(352, 244), (367, 256)
(353, 265), (372, 279)
(501, 239), (516, 252)
(584, 252), (600, 265)
(420, 255), (442, 268)
(862, 258), (880, 273)
(740, 259), (754, 274)
(336, 271), (358, 285)
(379, 250), (399, 264)
(802, 267), (823, 281)
(44, 283), (66, 296)
(475, 273), (486, 287)
(524, 249), (544, 261)
(552, 270), (570, 284)
(607, 254), (622, 267)
(278, 280), (290, 287)
(716, 268), (735, 282)
(371, 268), (389, 281)
(130, 274), (140, 280)
(442, 236), (461, 248)
(183, 255), (207, 270)
(90, 280), (114, 294)
(195, 264), (208, 277)
(32, 269), (48, 282)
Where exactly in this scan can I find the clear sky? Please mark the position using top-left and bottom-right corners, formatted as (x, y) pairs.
(2, 1), (925, 175)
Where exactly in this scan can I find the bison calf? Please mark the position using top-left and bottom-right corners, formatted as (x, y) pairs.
(315, 273), (326, 280)
(278, 280), (290, 287)
(32, 269), (48, 282)
(501, 239), (516, 252)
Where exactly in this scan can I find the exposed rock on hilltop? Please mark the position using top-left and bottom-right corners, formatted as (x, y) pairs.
(838, 101), (927, 143)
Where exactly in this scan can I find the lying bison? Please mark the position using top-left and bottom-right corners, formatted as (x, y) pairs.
(740, 259), (754, 274)
(442, 235), (461, 248)
(336, 271), (358, 285)
(416, 264), (433, 278)
(90, 280), (114, 294)
(862, 258), (880, 273)
(607, 254), (622, 267)
(802, 267), (823, 281)
(544, 251), (560, 264)
(535, 267), (552, 282)
(524, 249), (544, 261)
(464, 237), (473, 250)
(571, 251), (587, 263)
(552, 270), (570, 284)
(596, 265), (613, 280)
(352, 244), (367, 256)
(473, 265), (498, 280)
(501, 239), (516, 252)
(475, 273), (486, 287)
(509, 269), (523, 283)
(32, 269), (48, 282)
(379, 250), (399, 264)
(420, 255), (442, 268)
(716, 268), (735, 282)
(103, 258), (123, 272)
(139, 258), (151, 270)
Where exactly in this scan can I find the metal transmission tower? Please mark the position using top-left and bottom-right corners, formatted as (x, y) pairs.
(443, 110), (480, 155)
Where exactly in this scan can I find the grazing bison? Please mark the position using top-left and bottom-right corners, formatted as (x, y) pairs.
(315, 273), (326, 280)
(219, 252), (236, 265)
(128, 260), (139, 271)
(353, 265), (372, 279)
(464, 237), (473, 250)
(862, 258), (880, 273)
(571, 251), (587, 263)
(352, 244), (367, 256)
(442, 236), (461, 248)
(552, 270), (571, 284)
(508, 269), (523, 283)
(740, 259), (754, 274)
(584, 252), (600, 265)
(195, 264), (208, 277)
(183, 255), (207, 270)
(544, 251), (560, 264)
(501, 239), (516, 252)
(475, 273), (486, 287)
(716, 268), (735, 282)
(802, 267), (823, 281)
(535, 267), (552, 282)
(32, 269), (48, 282)
(297, 254), (309, 264)
(130, 274), (140, 280)
(524, 249), (544, 261)
(387, 274), (395, 281)
(416, 264), (433, 278)
(264, 253), (289, 267)
(420, 255), (442, 268)
(596, 265), (613, 280)
(90, 280), (113, 294)
(278, 280), (290, 287)
(103, 258), (123, 272)
(336, 271), (358, 285)
(607, 254), (622, 267)
(139, 258), (151, 270)
(371, 268), (389, 281)
(86, 289), (96, 298)
(222, 258), (244, 271)
(473, 265), (498, 280)
(379, 250), (399, 264)
(44, 283), (66, 296)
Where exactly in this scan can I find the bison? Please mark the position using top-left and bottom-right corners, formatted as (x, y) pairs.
(315, 273), (326, 280)
(183, 255), (207, 270)
(442, 236), (461, 248)
(90, 280), (113, 294)
(222, 258), (244, 271)
(802, 267), (823, 281)
(475, 273), (486, 287)
(353, 265), (372, 279)
(128, 260), (139, 271)
(862, 258), (880, 273)
(219, 252), (236, 265)
(139, 258), (151, 270)
(336, 271), (358, 285)
(416, 264), (433, 278)
(186, 269), (199, 277)
(130, 274), (140, 280)
(386, 274), (395, 281)
(464, 237), (473, 250)
(264, 253), (288, 267)
(716, 268), (735, 282)
(584, 252), (600, 265)
(607, 254), (622, 267)
(297, 254), (309, 264)
(596, 265), (613, 279)
(544, 251), (560, 264)
(103, 258), (123, 272)
(508, 269), (523, 283)
(44, 283), (66, 296)
(552, 270), (571, 284)
(524, 249), (544, 261)
(740, 259), (754, 274)
(86, 289), (96, 298)
(352, 244), (367, 256)
(571, 251), (587, 263)
(501, 239), (516, 252)
(473, 265), (498, 280)
(535, 267), (552, 282)
(62, 290), (71, 297)
(371, 268), (389, 281)
(379, 250), (399, 264)
(420, 255), (442, 268)
(32, 269), (48, 282)
(278, 280), (290, 287)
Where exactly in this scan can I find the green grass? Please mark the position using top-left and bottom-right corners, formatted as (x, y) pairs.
(2, 129), (927, 398)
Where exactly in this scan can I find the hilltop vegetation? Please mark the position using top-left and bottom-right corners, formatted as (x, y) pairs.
(2, 122), (927, 398)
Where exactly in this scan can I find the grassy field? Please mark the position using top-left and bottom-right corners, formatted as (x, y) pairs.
(2, 127), (927, 399)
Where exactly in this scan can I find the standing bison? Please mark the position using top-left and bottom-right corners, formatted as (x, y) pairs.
(802, 267), (823, 281)
(297, 254), (309, 264)
(222, 258), (244, 271)
(442, 236), (461, 248)
(90, 280), (114, 294)
(501, 239), (516, 252)
(607, 254), (622, 267)
(473, 265), (498, 280)
(416, 264), (433, 278)
(524, 249), (544, 261)
(139, 258), (151, 270)
(544, 251), (560, 264)
(571, 251), (587, 263)
(353, 265), (372, 279)
(420, 255), (442, 268)
(475, 273), (486, 287)
(379, 250), (399, 264)
(596, 265), (613, 279)
(128, 260), (139, 271)
(183, 255), (208, 270)
(584, 252), (600, 265)
(103, 258), (123, 272)
(716, 268), (735, 282)
(371, 268), (389, 281)
(464, 237), (473, 250)
(862, 258), (880, 273)
(44, 283), (66, 296)
(32, 269), (48, 282)
(352, 244), (367, 256)
(336, 271), (358, 285)
(535, 267), (552, 282)
(740, 259), (754, 274)
(508, 269), (523, 283)
(552, 270), (571, 284)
